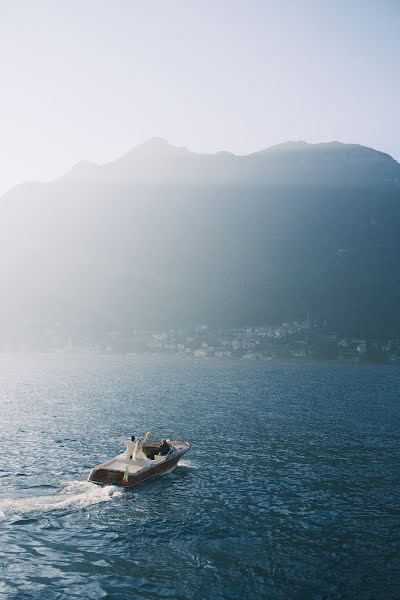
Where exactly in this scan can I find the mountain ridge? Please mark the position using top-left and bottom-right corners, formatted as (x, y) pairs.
(0, 138), (400, 347)
(3, 139), (399, 196)
(62, 139), (400, 187)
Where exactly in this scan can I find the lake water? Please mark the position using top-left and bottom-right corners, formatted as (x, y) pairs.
(0, 355), (399, 599)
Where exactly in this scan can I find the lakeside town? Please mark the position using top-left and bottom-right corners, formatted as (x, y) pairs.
(11, 320), (400, 364)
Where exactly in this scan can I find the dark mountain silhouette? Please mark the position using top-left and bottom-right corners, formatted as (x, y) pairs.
(1, 139), (400, 347)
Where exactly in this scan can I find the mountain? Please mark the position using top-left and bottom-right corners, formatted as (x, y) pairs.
(1, 139), (400, 348)
(57, 138), (400, 187)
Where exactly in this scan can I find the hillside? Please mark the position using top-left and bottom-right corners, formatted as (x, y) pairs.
(59, 138), (400, 187)
(1, 140), (400, 348)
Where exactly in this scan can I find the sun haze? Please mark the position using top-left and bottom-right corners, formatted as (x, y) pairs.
(0, 0), (399, 195)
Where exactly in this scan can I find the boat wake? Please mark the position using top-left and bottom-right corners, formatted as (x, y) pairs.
(0, 481), (122, 518)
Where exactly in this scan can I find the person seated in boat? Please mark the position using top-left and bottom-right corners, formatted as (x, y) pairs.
(123, 435), (137, 460)
(157, 439), (171, 456)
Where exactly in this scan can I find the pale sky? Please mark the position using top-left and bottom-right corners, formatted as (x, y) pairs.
(0, 0), (399, 195)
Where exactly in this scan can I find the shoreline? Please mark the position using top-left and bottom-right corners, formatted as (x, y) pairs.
(0, 350), (398, 368)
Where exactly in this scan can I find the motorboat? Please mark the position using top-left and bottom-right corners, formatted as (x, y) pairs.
(88, 438), (191, 488)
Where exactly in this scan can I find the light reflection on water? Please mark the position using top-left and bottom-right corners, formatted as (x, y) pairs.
(0, 355), (399, 599)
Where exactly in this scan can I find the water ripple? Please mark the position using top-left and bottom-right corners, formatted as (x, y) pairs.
(0, 356), (399, 599)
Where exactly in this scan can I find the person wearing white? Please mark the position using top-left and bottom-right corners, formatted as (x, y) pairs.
(136, 432), (152, 459)
(141, 432), (152, 449)
(123, 435), (137, 460)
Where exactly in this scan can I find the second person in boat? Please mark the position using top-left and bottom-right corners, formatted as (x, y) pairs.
(157, 439), (172, 456)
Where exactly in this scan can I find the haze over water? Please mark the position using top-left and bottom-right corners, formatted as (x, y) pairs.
(0, 355), (399, 599)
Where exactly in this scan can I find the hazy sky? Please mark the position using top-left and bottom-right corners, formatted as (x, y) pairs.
(0, 0), (399, 195)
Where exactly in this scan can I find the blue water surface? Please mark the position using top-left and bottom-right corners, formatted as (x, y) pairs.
(0, 355), (399, 599)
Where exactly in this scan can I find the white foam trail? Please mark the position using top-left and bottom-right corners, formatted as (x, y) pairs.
(0, 481), (122, 517)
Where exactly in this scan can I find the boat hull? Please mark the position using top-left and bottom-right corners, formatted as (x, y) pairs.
(88, 440), (190, 488)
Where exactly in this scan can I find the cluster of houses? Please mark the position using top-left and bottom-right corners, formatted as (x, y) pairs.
(99, 322), (400, 364)
(143, 322), (309, 361)
(11, 320), (400, 365)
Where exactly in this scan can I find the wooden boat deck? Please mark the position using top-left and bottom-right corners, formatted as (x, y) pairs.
(106, 454), (165, 474)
